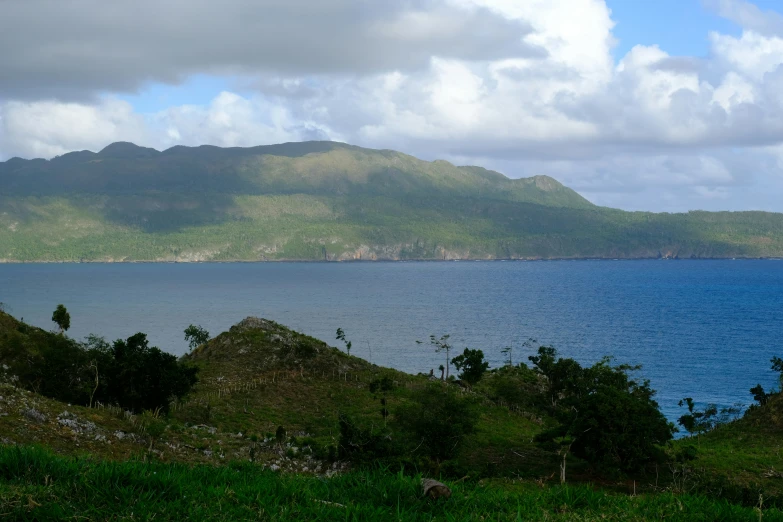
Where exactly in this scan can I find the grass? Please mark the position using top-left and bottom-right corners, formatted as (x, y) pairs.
(6, 310), (783, 517)
(664, 395), (783, 507)
(0, 314), (555, 478)
(2, 445), (781, 521)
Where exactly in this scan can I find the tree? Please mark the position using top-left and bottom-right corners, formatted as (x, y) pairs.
(532, 347), (673, 473)
(417, 334), (453, 379)
(335, 328), (352, 356)
(451, 348), (489, 385)
(501, 337), (536, 367)
(770, 356), (783, 388)
(529, 346), (584, 407)
(677, 398), (718, 442)
(51, 304), (70, 333)
(394, 383), (478, 466)
(184, 324), (210, 351)
(750, 384), (770, 406)
(771, 356), (783, 375)
(500, 344), (513, 367)
(105, 333), (199, 413)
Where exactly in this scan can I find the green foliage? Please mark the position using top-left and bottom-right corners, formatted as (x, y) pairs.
(751, 384), (770, 406)
(394, 383), (479, 463)
(531, 347), (673, 473)
(275, 426), (286, 446)
(677, 398), (743, 439)
(0, 312), (197, 413)
(528, 346), (583, 407)
(337, 413), (397, 463)
(184, 324), (210, 351)
(678, 398), (717, 438)
(2, 446), (781, 521)
(369, 376), (395, 394)
(335, 327), (352, 355)
(99, 333), (198, 413)
(51, 304), (70, 333)
(451, 348), (489, 385)
(772, 356), (783, 374)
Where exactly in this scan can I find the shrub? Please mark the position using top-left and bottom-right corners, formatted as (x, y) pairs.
(394, 383), (478, 464)
(451, 348), (489, 385)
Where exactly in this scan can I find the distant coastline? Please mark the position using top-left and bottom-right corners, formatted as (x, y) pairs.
(2, 255), (781, 264)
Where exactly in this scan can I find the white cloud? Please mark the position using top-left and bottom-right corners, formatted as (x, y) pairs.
(0, 99), (146, 158)
(0, 93), (332, 160)
(2, 0), (783, 212)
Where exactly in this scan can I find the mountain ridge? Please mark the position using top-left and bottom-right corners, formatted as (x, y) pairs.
(1, 140), (782, 262)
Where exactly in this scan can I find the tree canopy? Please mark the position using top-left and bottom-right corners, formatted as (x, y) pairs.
(51, 304), (70, 333)
(530, 346), (673, 473)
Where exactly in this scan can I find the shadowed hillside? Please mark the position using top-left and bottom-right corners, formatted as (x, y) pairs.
(1, 141), (783, 261)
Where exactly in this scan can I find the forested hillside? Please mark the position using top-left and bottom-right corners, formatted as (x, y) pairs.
(1, 141), (782, 261)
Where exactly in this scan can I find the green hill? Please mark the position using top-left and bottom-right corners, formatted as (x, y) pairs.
(4, 308), (783, 519)
(1, 141), (782, 261)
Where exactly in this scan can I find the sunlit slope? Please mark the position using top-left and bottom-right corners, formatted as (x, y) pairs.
(1, 141), (782, 261)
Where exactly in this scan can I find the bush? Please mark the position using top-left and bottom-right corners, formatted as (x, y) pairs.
(530, 347), (673, 474)
(337, 413), (398, 463)
(451, 348), (489, 385)
(394, 383), (479, 464)
(1, 312), (198, 414)
(97, 333), (198, 413)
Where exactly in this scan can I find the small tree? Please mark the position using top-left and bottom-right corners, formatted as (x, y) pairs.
(500, 344), (513, 367)
(677, 398), (718, 442)
(770, 356), (783, 387)
(275, 426), (287, 448)
(52, 304), (70, 334)
(750, 384), (770, 406)
(395, 383), (478, 468)
(417, 334), (453, 379)
(501, 337), (537, 367)
(184, 324), (210, 351)
(451, 348), (489, 385)
(370, 377), (395, 426)
(335, 328), (352, 356)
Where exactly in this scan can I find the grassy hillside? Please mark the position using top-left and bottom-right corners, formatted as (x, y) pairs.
(1, 141), (782, 261)
(3, 446), (780, 521)
(0, 312), (550, 477)
(3, 309), (783, 518)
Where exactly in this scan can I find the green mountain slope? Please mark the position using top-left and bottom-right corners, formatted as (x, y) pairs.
(1, 141), (782, 261)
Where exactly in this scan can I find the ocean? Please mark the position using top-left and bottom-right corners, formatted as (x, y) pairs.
(2, 260), (781, 422)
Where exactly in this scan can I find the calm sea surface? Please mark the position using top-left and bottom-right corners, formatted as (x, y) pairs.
(1, 260), (781, 422)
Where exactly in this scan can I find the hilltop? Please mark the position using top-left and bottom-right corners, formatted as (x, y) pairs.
(1, 141), (783, 261)
(3, 308), (783, 519)
(0, 310), (545, 476)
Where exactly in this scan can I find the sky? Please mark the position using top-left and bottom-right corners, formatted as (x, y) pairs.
(2, 0), (783, 212)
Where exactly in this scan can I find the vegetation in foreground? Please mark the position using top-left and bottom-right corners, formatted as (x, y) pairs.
(2, 140), (783, 262)
(3, 304), (783, 519)
(1, 445), (779, 521)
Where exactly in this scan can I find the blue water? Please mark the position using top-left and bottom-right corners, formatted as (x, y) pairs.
(1, 260), (781, 423)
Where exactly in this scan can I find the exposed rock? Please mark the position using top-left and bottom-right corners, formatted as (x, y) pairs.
(231, 317), (278, 333)
(57, 411), (98, 435)
(23, 408), (47, 424)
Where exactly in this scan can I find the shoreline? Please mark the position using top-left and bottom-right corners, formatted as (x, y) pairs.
(1, 256), (782, 264)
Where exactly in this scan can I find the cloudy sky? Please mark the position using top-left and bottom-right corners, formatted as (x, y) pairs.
(2, 0), (783, 212)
